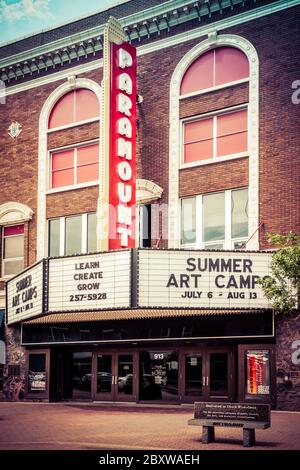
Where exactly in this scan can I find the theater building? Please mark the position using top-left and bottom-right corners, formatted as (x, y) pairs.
(0, 0), (300, 410)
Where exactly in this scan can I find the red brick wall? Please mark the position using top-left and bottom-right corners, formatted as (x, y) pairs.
(180, 158), (249, 197)
(47, 121), (100, 149)
(0, 6), (299, 263)
(46, 186), (98, 219)
(180, 82), (249, 119)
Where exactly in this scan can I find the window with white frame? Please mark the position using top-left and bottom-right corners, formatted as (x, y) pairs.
(182, 107), (248, 166)
(1, 225), (24, 277)
(181, 188), (248, 249)
(49, 141), (99, 191)
(180, 47), (249, 96)
(48, 213), (97, 257)
(48, 88), (100, 130)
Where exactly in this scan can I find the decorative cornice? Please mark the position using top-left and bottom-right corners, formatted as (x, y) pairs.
(2, 0), (300, 94)
(0, 0), (255, 83)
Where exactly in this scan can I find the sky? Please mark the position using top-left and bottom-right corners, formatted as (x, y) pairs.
(0, 0), (131, 45)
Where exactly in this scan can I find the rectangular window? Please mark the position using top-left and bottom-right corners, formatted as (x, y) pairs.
(48, 213), (97, 257)
(50, 142), (99, 190)
(2, 224), (24, 277)
(181, 198), (196, 245)
(48, 219), (60, 257)
(231, 188), (248, 238)
(203, 192), (225, 242)
(184, 118), (213, 163)
(181, 188), (248, 249)
(87, 213), (97, 253)
(183, 108), (248, 165)
(217, 109), (248, 158)
(65, 215), (82, 256)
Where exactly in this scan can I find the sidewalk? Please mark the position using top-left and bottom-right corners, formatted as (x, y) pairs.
(0, 402), (299, 450)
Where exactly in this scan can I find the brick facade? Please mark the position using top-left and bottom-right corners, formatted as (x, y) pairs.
(1, 9), (299, 249)
(0, 1), (299, 409)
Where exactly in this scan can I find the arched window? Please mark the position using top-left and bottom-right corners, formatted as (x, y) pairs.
(180, 47), (249, 96)
(48, 88), (99, 129)
(173, 41), (257, 251)
(47, 87), (100, 191)
(168, 36), (259, 250)
(181, 47), (249, 166)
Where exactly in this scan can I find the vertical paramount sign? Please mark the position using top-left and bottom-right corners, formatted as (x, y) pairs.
(99, 17), (137, 251)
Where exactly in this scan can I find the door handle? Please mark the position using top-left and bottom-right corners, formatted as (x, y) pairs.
(206, 376), (209, 387)
(202, 376), (205, 387)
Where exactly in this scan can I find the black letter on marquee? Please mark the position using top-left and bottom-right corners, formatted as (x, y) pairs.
(166, 274), (178, 288)
(215, 275), (225, 288)
(186, 258), (196, 272)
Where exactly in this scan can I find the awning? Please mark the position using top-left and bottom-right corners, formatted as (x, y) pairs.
(25, 308), (269, 325)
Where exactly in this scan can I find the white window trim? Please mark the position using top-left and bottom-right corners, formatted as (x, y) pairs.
(48, 212), (96, 257)
(47, 117), (100, 134)
(180, 104), (249, 169)
(46, 181), (98, 195)
(37, 78), (102, 260)
(59, 218), (65, 256)
(1, 226), (24, 279)
(48, 138), (100, 192)
(179, 78), (249, 100)
(168, 34), (259, 251)
(82, 213), (88, 254)
(180, 188), (249, 250)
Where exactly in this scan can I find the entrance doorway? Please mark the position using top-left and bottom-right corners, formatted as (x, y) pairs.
(93, 352), (138, 402)
(181, 347), (235, 402)
(139, 351), (179, 401)
(50, 351), (93, 401)
(50, 347), (235, 403)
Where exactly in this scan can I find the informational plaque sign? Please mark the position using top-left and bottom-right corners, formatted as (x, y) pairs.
(137, 250), (272, 309)
(194, 402), (270, 425)
(48, 250), (131, 312)
(7, 261), (44, 325)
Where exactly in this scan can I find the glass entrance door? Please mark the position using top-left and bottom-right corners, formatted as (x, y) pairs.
(93, 352), (137, 402)
(95, 354), (114, 400)
(206, 349), (234, 401)
(182, 348), (235, 402)
(182, 353), (204, 402)
(139, 351), (179, 402)
(115, 354), (136, 401)
(72, 352), (92, 400)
